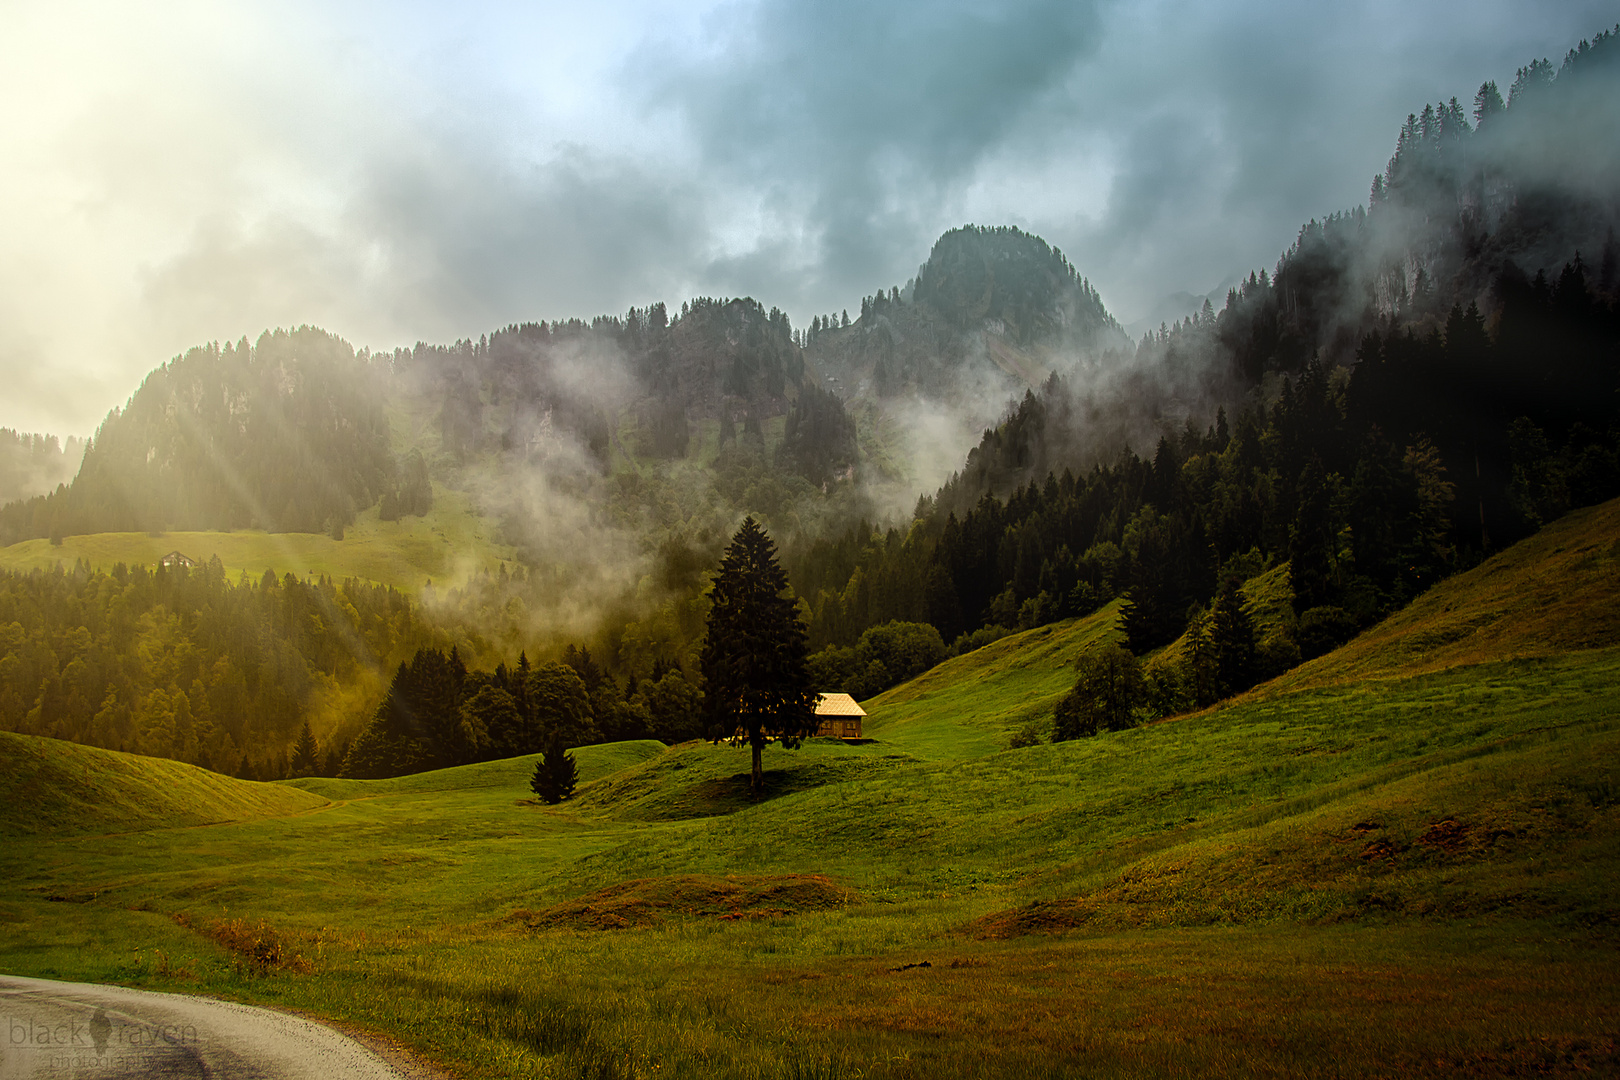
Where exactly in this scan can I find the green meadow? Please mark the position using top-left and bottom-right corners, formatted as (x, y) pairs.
(3, 504), (1620, 1077)
(0, 484), (516, 593)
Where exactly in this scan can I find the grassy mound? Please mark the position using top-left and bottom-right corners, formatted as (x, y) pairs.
(507, 873), (857, 930)
(1270, 498), (1620, 694)
(286, 739), (667, 800)
(0, 732), (326, 835)
(860, 600), (1126, 758)
(570, 738), (901, 821)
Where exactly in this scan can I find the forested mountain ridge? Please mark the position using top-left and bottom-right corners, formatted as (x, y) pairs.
(0, 225), (1136, 618)
(1, 28), (1617, 779)
(0, 430), (82, 507)
(0, 327), (393, 544)
(791, 27), (1620, 678)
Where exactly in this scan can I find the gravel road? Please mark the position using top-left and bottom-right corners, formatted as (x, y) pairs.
(0, 974), (443, 1079)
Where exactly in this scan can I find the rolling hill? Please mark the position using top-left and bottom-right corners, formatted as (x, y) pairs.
(1, 495), (1616, 1077)
(0, 483), (514, 595)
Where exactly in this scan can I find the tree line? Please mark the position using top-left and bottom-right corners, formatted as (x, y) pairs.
(0, 328), (394, 545)
(338, 642), (705, 779)
(0, 558), (433, 775)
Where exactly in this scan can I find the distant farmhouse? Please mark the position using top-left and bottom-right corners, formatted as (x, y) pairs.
(159, 551), (197, 569)
(814, 693), (865, 739)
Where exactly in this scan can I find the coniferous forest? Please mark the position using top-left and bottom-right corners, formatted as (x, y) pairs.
(0, 27), (1617, 779)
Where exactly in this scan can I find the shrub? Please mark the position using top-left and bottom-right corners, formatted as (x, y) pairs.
(1297, 606), (1356, 660)
(1053, 644), (1144, 739)
(809, 621), (947, 700)
(856, 621), (947, 684)
(951, 624), (1012, 656)
(1008, 722), (1044, 748)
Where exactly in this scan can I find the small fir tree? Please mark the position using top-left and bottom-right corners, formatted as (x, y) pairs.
(1208, 578), (1258, 698)
(531, 733), (578, 805)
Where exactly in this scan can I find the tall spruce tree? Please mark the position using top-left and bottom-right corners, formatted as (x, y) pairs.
(700, 517), (817, 798)
(1208, 578), (1258, 698)
(290, 721), (319, 777)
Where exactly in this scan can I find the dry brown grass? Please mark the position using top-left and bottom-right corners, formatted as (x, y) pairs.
(202, 916), (314, 973)
(504, 873), (859, 931)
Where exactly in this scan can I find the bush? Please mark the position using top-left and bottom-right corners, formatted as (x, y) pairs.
(809, 621), (947, 701)
(637, 670), (703, 744)
(1140, 656), (1192, 720)
(1008, 722), (1044, 749)
(1051, 691), (1097, 739)
(856, 621), (947, 684)
(951, 624), (1012, 656)
(807, 645), (859, 691)
(1053, 644), (1144, 739)
(1297, 606), (1356, 660)
(1255, 629), (1302, 680)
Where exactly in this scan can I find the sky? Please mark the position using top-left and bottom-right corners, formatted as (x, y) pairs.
(1, 0), (1614, 436)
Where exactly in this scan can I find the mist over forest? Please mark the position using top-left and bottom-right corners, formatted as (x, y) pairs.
(0, 26), (1617, 782)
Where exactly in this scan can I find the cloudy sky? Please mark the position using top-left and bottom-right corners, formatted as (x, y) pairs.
(2, 0), (1613, 435)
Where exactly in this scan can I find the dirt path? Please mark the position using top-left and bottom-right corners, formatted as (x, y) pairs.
(0, 974), (449, 1079)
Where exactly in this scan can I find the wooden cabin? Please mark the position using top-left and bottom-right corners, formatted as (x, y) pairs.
(814, 693), (865, 739)
(159, 551), (197, 569)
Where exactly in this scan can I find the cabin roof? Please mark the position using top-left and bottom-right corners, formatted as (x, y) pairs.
(815, 692), (866, 717)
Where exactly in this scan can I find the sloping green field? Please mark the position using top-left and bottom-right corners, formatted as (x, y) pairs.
(0, 485), (515, 592)
(1271, 497), (1620, 692)
(2, 504), (1619, 1077)
(860, 598), (1126, 758)
(0, 731), (326, 836)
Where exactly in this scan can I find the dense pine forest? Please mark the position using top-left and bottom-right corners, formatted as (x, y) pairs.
(792, 28), (1620, 682)
(0, 560), (427, 775)
(0, 430), (82, 508)
(0, 27), (1615, 776)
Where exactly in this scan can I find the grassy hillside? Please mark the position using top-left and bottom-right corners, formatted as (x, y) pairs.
(0, 732), (326, 836)
(285, 739), (667, 800)
(2, 504), (1619, 1077)
(1269, 497), (1620, 694)
(859, 598), (1126, 758)
(0, 484), (515, 593)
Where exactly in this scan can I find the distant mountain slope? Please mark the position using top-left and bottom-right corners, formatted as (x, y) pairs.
(803, 225), (1127, 405)
(0, 327), (392, 544)
(0, 482), (512, 593)
(0, 430), (82, 506)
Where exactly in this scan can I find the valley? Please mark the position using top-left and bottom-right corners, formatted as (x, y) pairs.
(2, 21), (1619, 1079)
(2, 500), (1617, 1076)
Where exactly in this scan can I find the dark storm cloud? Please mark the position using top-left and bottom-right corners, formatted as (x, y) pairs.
(138, 135), (713, 355)
(641, 0), (1109, 301)
(7, 1), (1619, 436)
(640, 0), (1620, 321)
